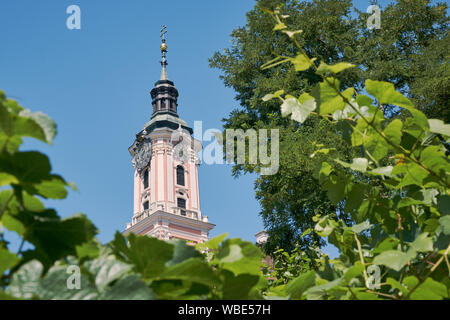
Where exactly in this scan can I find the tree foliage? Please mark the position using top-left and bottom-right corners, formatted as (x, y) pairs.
(209, 0), (449, 253)
(258, 9), (450, 299)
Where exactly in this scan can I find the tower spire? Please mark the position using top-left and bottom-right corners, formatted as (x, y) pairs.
(160, 25), (168, 81)
(150, 25), (179, 117)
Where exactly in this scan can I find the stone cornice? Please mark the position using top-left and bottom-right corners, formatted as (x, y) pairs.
(123, 210), (215, 236)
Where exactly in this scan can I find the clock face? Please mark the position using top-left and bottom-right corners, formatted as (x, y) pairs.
(132, 139), (152, 172)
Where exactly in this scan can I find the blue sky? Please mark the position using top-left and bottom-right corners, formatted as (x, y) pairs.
(0, 0), (398, 255)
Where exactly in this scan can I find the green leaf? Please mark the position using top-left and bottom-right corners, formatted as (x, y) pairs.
(18, 109), (57, 144)
(373, 238), (400, 254)
(365, 80), (428, 130)
(342, 261), (364, 285)
(304, 278), (341, 300)
(345, 183), (366, 214)
(166, 239), (202, 267)
(0, 290), (21, 300)
(280, 97), (300, 117)
(289, 53), (315, 72)
(373, 250), (409, 272)
(117, 234), (174, 279)
(0, 103), (48, 146)
(317, 62), (355, 75)
(349, 157), (368, 172)
(437, 195), (450, 215)
(409, 233), (433, 253)
(356, 94), (374, 108)
(314, 78), (354, 116)
(85, 255), (133, 291)
(196, 233), (228, 251)
(322, 170), (350, 204)
(428, 119), (450, 137)
(18, 212), (97, 269)
(273, 22), (287, 31)
(366, 80), (414, 109)
(335, 157), (368, 172)
(150, 279), (197, 299)
(76, 239), (101, 260)
(0, 248), (20, 275)
(33, 175), (68, 199)
(420, 145), (449, 175)
(318, 162), (332, 180)
(215, 238), (263, 276)
(314, 215), (338, 237)
(364, 132), (389, 160)
(0, 173), (18, 186)
(0, 151), (51, 183)
(370, 166), (393, 177)
(402, 276), (419, 291)
(37, 265), (98, 300)
(222, 270), (261, 299)
(1, 213), (25, 236)
(386, 277), (408, 295)
(438, 215), (450, 235)
(301, 228), (312, 238)
(409, 278), (448, 300)
(384, 119), (403, 145)
(282, 29), (303, 38)
(286, 270), (316, 299)
(281, 97), (316, 124)
(351, 221), (371, 234)
(392, 161), (429, 188)
(262, 90), (284, 101)
(157, 258), (220, 287)
(7, 260), (43, 299)
(99, 274), (155, 300)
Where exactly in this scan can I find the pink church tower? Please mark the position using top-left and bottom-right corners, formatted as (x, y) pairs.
(123, 27), (215, 243)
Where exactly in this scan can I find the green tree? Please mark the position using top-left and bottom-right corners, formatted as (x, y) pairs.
(210, 0), (449, 253)
(261, 9), (450, 299)
(354, 0), (449, 120)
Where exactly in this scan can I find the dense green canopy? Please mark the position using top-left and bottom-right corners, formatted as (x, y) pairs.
(210, 0), (449, 253)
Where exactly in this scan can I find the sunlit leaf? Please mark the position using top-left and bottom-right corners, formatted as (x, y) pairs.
(317, 62), (355, 75)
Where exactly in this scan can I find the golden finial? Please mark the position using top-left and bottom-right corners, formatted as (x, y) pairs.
(160, 25), (167, 52)
(159, 25), (168, 80)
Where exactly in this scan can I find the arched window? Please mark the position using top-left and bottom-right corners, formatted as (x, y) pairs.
(176, 165), (185, 186)
(143, 169), (149, 189)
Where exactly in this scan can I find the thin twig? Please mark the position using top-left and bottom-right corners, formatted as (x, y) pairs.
(354, 233), (369, 286)
(366, 289), (398, 300)
(0, 193), (14, 221)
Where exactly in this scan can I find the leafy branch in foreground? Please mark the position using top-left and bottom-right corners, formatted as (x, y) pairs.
(260, 8), (449, 300)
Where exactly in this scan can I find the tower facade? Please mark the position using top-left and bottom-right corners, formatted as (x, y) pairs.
(123, 31), (214, 243)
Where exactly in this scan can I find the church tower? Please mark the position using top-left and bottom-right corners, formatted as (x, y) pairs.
(123, 27), (215, 243)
